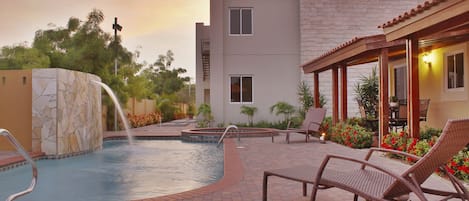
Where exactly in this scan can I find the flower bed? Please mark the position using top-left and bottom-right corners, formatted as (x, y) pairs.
(330, 121), (372, 149)
(127, 112), (161, 128)
(382, 130), (469, 182)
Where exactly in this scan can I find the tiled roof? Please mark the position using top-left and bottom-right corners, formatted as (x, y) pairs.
(379, 0), (448, 28)
(303, 35), (383, 68)
(317, 37), (362, 59)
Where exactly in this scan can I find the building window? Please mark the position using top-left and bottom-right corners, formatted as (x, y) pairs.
(230, 76), (252, 103)
(394, 66), (407, 100)
(229, 8), (252, 35)
(446, 51), (464, 90)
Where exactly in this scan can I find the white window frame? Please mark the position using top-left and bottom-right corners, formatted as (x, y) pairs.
(229, 75), (253, 104)
(444, 49), (465, 92)
(229, 8), (253, 36)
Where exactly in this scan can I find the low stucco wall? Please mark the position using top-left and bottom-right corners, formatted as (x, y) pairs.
(32, 69), (102, 156)
(0, 70), (32, 151)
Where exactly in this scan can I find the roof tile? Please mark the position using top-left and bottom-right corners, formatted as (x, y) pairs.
(379, 0), (447, 28)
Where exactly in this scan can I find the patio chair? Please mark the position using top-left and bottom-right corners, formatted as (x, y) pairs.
(420, 99), (430, 122)
(277, 108), (326, 144)
(389, 103), (407, 131)
(263, 118), (469, 201)
(358, 99), (379, 131)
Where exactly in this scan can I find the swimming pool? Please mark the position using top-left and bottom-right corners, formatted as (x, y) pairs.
(0, 140), (224, 201)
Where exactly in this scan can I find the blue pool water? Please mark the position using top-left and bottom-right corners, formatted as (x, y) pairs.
(0, 140), (224, 201)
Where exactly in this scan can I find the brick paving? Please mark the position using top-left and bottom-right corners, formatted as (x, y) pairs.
(0, 119), (460, 200)
(139, 134), (456, 201)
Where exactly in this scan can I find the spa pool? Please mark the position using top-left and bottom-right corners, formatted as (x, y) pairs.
(0, 140), (224, 201)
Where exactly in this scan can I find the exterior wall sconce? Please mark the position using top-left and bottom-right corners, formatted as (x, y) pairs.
(422, 52), (432, 67)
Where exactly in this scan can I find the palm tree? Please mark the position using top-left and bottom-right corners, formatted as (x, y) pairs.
(270, 101), (296, 123)
(297, 81), (328, 119)
(298, 81), (314, 119)
(354, 67), (379, 119)
(240, 105), (257, 126)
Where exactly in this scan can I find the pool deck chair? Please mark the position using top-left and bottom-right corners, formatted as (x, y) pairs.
(263, 118), (469, 201)
(278, 108), (326, 144)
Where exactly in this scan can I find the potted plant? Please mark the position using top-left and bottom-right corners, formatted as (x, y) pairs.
(389, 96), (399, 107)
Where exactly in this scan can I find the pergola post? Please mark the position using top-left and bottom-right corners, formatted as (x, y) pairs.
(378, 48), (390, 146)
(314, 72), (320, 108)
(340, 64), (348, 121)
(332, 67), (339, 125)
(406, 38), (420, 139)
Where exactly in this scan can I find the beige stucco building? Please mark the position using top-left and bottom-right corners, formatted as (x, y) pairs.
(196, 0), (422, 125)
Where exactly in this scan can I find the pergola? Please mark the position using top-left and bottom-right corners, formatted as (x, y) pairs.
(302, 0), (468, 142)
(381, 0), (468, 138)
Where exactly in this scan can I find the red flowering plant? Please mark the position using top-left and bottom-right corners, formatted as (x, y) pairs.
(381, 131), (412, 159)
(444, 147), (469, 181)
(382, 130), (469, 182)
(331, 122), (372, 149)
(319, 117), (332, 140)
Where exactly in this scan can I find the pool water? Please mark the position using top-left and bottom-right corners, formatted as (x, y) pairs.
(0, 140), (224, 201)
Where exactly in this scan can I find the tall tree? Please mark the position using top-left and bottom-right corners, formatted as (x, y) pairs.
(143, 50), (190, 96)
(0, 45), (50, 69)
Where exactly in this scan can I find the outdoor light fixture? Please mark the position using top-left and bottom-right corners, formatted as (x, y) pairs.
(320, 132), (326, 144)
(422, 52), (432, 67)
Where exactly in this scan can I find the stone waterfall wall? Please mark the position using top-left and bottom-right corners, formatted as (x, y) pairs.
(32, 69), (102, 156)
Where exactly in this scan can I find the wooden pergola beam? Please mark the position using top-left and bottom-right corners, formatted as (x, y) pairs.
(314, 72), (320, 108)
(332, 67), (339, 125)
(378, 48), (390, 144)
(340, 65), (348, 121)
(406, 38), (420, 139)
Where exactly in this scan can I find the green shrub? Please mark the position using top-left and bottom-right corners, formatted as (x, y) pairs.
(419, 126), (442, 140)
(345, 117), (365, 127)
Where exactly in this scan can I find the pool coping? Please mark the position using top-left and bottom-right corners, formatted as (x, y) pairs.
(134, 138), (244, 201)
(0, 152), (45, 172)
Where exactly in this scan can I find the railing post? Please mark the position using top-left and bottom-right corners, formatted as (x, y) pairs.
(0, 129), (38, 201)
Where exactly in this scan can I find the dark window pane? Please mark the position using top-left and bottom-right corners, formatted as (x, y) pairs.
(394, 67), (407, 100)
(242, 77), (252, 102)
(231, 77), (240, 102)
(242, 9), (252, 34)
(230, 9), (240, 34)
(447, 55), (455, 88)
(456, 53), (464, 88)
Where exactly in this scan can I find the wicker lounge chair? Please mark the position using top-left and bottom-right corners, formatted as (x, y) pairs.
(277, 108), (326, 144)
(263, 118), (469, 201)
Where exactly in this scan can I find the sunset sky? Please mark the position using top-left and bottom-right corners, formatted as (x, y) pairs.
(0, 0), (210, 79)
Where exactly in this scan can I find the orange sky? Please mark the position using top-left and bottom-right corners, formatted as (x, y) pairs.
(0, 0), (210, 78)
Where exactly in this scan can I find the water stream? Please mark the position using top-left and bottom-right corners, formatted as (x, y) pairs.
(92, 81), (134, 144)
